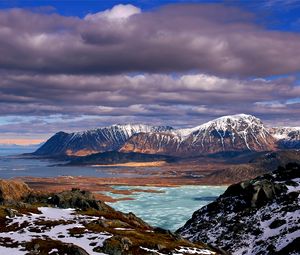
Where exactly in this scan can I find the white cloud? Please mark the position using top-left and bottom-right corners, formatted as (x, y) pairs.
(85, 4), (141, 22)
(180, 74), (228, 90)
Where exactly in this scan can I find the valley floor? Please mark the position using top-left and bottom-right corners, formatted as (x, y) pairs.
(16, 162), (234, 203)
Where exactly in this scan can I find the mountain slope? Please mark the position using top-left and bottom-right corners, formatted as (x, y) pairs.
(34, 124), (173, 156)
(120, 114), (277, 156)
(34, 114), (300, 157)
(120, 132), (183, 155)
(271, 127), (300, 149)
(177, 163), (300, 255)
(185, 114), (276, 152)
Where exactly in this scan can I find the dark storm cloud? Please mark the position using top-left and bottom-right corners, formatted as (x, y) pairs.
(0, 4), (300, 76)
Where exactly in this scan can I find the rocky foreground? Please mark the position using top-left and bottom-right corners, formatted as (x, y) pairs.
(177, 163), (300, 255)
(0, 181), (225, 255)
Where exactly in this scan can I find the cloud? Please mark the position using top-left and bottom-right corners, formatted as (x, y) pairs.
(85, 4), (141, 21)
(0, 72), (300, 122)
(0, 4), (300, 76)
(1, 3), (300, 141)
(0, 73), (296, 108)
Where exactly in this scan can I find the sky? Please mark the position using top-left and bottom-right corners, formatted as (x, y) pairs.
(1, 0), (300, 144)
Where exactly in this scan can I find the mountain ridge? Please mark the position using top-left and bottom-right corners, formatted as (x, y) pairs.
(33, 114), (300, 157)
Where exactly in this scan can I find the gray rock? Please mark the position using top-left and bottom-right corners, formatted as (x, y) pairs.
(100, 236), (133, 255)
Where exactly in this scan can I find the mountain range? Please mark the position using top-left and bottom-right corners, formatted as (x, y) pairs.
(34, 114), (300, 157)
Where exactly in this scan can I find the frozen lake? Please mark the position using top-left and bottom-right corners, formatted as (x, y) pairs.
(106, 185), (227, 231)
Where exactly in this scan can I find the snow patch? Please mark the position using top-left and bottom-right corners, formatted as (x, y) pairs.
(0, 207), (111, 255)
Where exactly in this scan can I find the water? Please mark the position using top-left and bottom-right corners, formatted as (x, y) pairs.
(0, 148), (141, 179)
(106, 185), (227, 231)
(0, 148), (227, 231)
(0, 146), (38, 156)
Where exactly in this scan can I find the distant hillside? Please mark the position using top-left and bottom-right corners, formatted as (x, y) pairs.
(250, 150), (300, 171)
(67, 151), (178, 166)
(202, 150), (300, 183)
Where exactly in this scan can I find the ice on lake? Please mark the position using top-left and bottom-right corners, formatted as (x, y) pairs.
(106, 185), (227, 231)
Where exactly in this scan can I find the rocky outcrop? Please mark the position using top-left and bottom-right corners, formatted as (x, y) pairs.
(177, 163), (300, 255)
(26, 188), (115, 212)
(0, 179), (32, 204)
(100, 236), (133, 255)
(48, 189), (104, 210)
(221, 177), (286, 208)
(25, 240), (90, 255)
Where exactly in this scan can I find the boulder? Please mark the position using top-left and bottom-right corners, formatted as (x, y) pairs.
(99, 236), (133, 255)
(250, 180), (286, 207)
(47, 188), (102, 210)
(222, 177), (287, 208)
(65, 244), (89, 255)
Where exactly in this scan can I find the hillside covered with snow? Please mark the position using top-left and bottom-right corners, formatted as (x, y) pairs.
(177, 163), (300, 255)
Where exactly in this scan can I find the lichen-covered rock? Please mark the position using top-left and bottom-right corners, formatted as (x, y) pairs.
(48, 188), (101, 210)
(25, 188), (111, 211)
(100, 236), (133, 255)
(25, 238), (90, 255)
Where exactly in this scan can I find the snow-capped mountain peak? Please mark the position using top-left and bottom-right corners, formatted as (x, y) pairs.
(174, 114), (264, 141)
(34, 123), (173, 156)
(197, 114), (264, 131)
(34, 114), (300, 157)
(180, 114), (275, 152)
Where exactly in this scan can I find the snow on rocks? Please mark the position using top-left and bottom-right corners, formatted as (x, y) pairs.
(140, 246), (216, 255)
(177, 163), (300, 255)
(0, 207), (111, 255)
(173, 246), (216, 255)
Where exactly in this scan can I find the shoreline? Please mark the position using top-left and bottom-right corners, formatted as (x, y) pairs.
(91, 161), (166, 167)
(2, 156), (241, 203)
(15, 175), (230, 203)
